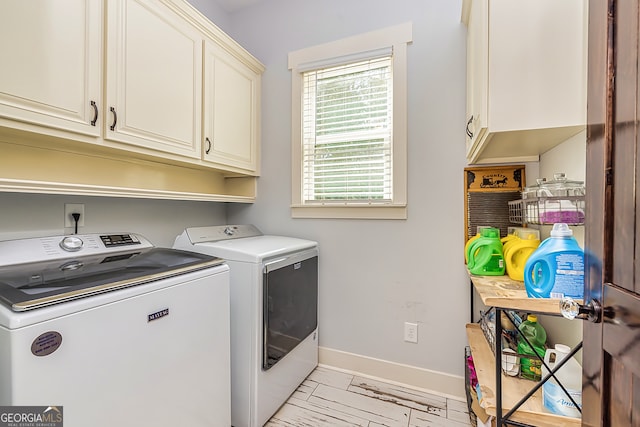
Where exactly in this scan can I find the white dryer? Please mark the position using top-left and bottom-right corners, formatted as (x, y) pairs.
(174, 225), (318, 427)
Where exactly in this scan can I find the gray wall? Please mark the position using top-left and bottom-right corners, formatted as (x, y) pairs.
(218, 0), (470, 376)
(186, 0), (231, 33)
(0, 193), (226, 247)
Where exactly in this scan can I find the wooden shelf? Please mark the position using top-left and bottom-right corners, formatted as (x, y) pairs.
(466, 324), (580, 427)
(0, 138), (256, 203)
(469, 273), (583, 314)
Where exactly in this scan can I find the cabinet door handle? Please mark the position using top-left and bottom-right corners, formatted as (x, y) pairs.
(110, 107), (117, 131)
(205, 137), (212, 154)
(90, 101), (98, 126)
(466, 115), (474, 138)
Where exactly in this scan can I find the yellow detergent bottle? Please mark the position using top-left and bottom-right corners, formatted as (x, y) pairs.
(500, 233), (519, 257)
(504, 233), (540, 281)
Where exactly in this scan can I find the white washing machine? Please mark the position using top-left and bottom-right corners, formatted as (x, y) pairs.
(174, 225), (318, 427)
(0, 233), (231, 427)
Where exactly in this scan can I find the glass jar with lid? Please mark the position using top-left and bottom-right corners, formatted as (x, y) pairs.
(523, 173), (585, 199)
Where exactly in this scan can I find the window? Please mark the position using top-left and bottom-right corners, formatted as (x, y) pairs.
(289, 23), (412, 219)
(303, 57), (392, 203)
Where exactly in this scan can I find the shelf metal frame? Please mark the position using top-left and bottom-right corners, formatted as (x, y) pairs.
(493, 307), (583, 426)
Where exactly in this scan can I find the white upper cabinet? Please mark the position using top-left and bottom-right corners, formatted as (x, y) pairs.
(0, 0), (102, 136)
(0, 0), (263, 182)
(203, 40), (260, 174)
(105, 0), (203, 159)
(462, 0), (587, 164)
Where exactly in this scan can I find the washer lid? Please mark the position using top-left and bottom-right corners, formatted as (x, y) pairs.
(0, 245), (223, 312)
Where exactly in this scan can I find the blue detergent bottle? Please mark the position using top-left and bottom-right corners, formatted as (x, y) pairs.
(524, 223), (584, 299)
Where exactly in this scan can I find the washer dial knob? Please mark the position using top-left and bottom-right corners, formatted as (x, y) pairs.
(224, 227), (236, 236)
(60, 236), (84, 252)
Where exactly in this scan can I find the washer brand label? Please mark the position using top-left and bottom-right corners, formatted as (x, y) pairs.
(31, 332), (63, 357)
(148, 308), (169, 322)
(0, 406), (63, 427)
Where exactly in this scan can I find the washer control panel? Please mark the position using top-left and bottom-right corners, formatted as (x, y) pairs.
(100, 234), (141, 247)
(59, 236), (84, 252)
(0, 233), (152, 267)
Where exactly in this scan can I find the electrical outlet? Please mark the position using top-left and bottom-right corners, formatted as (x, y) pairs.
(64, 203), (85, 227)
(404, 322), (418, 343)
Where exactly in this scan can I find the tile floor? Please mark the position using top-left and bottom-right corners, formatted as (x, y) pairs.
(265, 366), (473, 426)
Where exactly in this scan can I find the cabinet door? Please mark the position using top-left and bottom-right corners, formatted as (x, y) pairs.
(465, 0), (488, 154)
(203, 40), (259, 173)
(463, 0), (587, 164)
(0, 0), (102, 136)
(489, 0), (587, 132)
(105, 0), (202, 159)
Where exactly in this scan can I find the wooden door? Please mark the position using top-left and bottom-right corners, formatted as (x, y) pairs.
(584, 0), (640, 425)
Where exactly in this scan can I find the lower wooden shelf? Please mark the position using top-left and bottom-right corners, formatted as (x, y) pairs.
(466, 323), (580, 427)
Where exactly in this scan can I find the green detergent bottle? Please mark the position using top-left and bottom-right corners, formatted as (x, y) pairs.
(517, 314), (547, 380)
(467, 227), (505, 276)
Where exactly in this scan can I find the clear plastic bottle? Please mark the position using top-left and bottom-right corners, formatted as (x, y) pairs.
(524, 223), (584, 299)
(542, 344), (582, 417)
(517, 314), (546, 380)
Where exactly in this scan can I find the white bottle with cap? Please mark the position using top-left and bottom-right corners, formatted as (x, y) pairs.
(542, 344), (582, 417)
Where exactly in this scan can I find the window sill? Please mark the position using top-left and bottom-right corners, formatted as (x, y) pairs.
(291, 204), (407, 220)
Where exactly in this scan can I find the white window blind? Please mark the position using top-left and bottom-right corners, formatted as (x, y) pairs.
(302, 56), (393, 203)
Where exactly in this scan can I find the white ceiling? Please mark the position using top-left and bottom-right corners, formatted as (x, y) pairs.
(215, 0), (265, 13)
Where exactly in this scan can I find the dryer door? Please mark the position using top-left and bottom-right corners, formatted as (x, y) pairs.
(262, 249), (318, 370)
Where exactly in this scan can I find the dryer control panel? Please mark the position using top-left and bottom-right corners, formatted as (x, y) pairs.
(185, 225), (263, 244)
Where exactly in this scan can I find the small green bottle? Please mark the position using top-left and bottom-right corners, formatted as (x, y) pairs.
(517, 314), (547, 380)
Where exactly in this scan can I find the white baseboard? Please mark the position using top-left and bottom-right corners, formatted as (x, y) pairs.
(318, 346), (466, 401)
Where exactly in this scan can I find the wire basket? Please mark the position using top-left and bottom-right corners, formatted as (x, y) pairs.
(508, 196), (585, 225)
(479, 308), (544, 381)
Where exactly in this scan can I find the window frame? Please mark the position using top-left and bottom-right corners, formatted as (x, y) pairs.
(288, 23), (412, 220)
